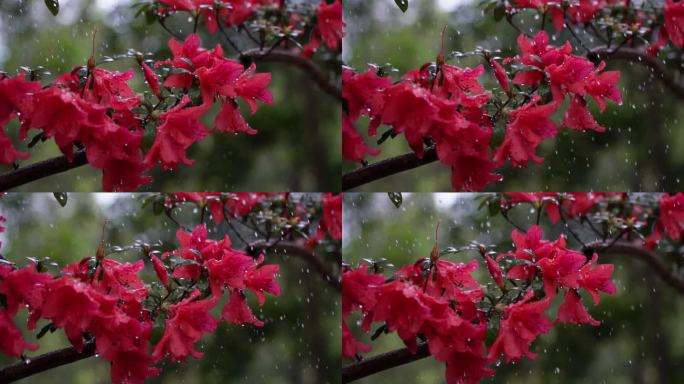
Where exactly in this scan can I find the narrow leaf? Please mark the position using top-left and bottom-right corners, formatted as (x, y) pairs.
(53, 192), (68, 207)
(44, 0), (59, 16)
(388, 192), (403, 208)
(394, 0), (408, 12)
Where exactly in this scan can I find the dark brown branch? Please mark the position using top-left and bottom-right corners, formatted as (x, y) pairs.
(248, 240), (340, 290)
(342, 343), (430, 383)
(0, 342), (95, 383)
(240, 48), (342, 102)
(342, 147), (438, 191)
(588, 46), (684, 100)
(0, 150), (88, 191)
(584, 241), (684, 295)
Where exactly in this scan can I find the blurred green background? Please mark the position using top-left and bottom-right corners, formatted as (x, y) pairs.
(343, 0), (684, 192)
(0, 0), (341, 191)
(0, 193), (340, 384)
(343, 193), (684, 383)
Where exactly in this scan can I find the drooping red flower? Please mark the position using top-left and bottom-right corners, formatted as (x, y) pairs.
(342, 321), (371, 358)
(315, 0), (344, 50)
(0, 264), (52, 315)
(221, 290), (264, 327)
(537, 248), (587, 298)
(488, 291), (552, 363)
(563, 95), (605, 132)
(40, 276), (105, 351)
(141, 62), (160, 96)
(342, 68), (392, 121)
(490, 59), (510, 94)
(343, 114), (380, 162)
(322, 193), (342, 240)
(578, 253), (616, 305)
(664, 0), (684, 48)
(150, 255), (170, 288)
(370, 280), (431, 352)
(244, 255), (281, 305)
(0, 73), (41, 164)
(493, 95), (559, 167)
(654, 193), (684, 242)
(143, 96), (209, 170)
(152, 290), (219, 362)
(484, 254), (505, 289)
(556, 289), (600, 326)
(342, 266), (385, 316)
(205, 248), (254, 294)
(0, 310), (38, 357)
(445, 352), (495, 384)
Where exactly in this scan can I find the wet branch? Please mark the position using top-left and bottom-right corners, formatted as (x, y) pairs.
(342, 342), (431, 383)
(248, 240), (340, 290)
(588, 46), (684, 100)
(0, 342), (96, 383)
(342, 147), (439, 191)
(0, 150), (88, 191)
(584, 240), (684, 295)
(240, 48), (342, 101)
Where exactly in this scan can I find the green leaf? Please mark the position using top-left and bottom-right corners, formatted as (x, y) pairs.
(44, 0), (59, 16)
(493, 4), (506, 22)
(388, 192), (403, 208)
(394, 0), (408, 12)
(53, 192), (68, 207)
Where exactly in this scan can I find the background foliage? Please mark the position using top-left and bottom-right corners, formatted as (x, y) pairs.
(0, 193), (340, 384)
(343, 193), (684, 383)
(343, 0), (684, 191)
(0, 0), (341, 191)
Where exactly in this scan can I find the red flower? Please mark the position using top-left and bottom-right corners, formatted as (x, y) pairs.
(0, 264), (52, 316)
(110, 349), (159, 384)
(40, 277), (106, 351)
(0, 310), (38, 357)
(563, 95), (605, 132)
(488, 291), (552, 363)
(537, 249), (587, 298)
(490, 59), (510, 94)
(664, 0), (684, 48)
(343, 114), (380, 162)
(493, 95), (559, 167)
(0, 73), (41, 164)
(584, 62), (621, 112)
(221, 290), (264, 327)
(342, 266), (385, 316)
(578, 253), (616, 305)
(151, 255), (170, 288)
(323, 193), (342, 240)
(152, 290), (219, 362)
(658, 193), (684, 241)
(156, 34), (225, 89)
(445, 352), (495, 384)
(143, 96), (209, 170)
(370, 280), (431, 352)
(244, 255), (281, 305)
(484, 255), (504, 289)
(141, 62), (160, 96)
(205, 249), (254, 294)
(556, 289), (600, 326)
(342, 321), (371, 358)
(342, 68), (392, 121)
(380, 82), (439, 157)
(315, 0), (344, 50)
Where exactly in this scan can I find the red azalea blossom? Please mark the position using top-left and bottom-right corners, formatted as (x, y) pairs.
(0, 310), (38, 357)
(488, 292), (552, 363)
(152, 290), (219, 362)
(556, 289), (600, 326)
(664, 0), (684, 48)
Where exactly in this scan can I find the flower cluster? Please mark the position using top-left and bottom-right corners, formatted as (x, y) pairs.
(343, 31), (621, 190)
(0, 33), (272, 191)
(497, 0), (684, 53)
(149, 0), (343, 57)
(0, 221), (280, 383)
(159, 192), (342, 248)
(342, 225), (615, 384)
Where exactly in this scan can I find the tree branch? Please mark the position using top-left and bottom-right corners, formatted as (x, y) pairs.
(0, 342), (95, 383)
(248, 240), (340, 290)
(240, 48), (342, 102)
(0, 150), (88, 191)
(342, 147), (438, 191)
(588, 46), (684, 100)
(584, 240), (684, 295)
(342, 342), (431, 383)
